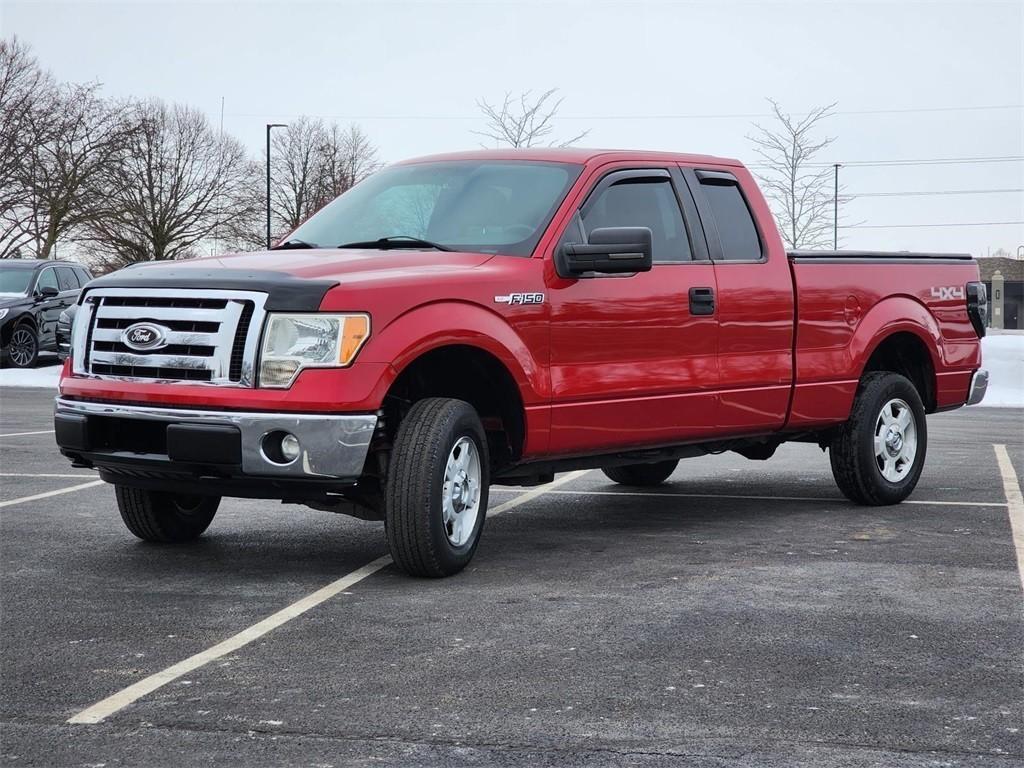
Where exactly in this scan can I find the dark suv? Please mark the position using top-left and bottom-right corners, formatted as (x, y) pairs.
(0, 259), (92, 368)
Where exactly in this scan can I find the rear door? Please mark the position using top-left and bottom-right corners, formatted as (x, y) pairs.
(546, 165), (720, 455)
(682, 167), (795, 434)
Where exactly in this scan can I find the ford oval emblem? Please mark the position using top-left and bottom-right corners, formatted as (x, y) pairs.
(122, 322), (168, 351)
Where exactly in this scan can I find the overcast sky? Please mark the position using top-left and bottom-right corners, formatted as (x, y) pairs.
(3, 0), (1022, 255)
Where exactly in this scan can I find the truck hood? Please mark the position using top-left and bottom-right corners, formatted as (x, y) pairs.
(204, 248), (494, 283)
(83, 249), (498, 311)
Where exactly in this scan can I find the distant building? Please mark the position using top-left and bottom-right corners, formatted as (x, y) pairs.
(978, 256), (1024, 330)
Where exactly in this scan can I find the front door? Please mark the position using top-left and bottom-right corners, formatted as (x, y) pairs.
(33, 267), (64, 347)
(546, 166), (719, 455)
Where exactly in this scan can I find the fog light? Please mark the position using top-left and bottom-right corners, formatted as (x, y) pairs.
(261, 430), (301, 465)
(280, 433), (300, 462)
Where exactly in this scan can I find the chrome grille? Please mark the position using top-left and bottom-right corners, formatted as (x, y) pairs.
(72, 288), (268, 386)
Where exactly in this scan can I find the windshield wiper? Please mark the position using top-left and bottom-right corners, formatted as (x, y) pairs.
(272, 239), (319, 250)
(336, 236), (452, 252)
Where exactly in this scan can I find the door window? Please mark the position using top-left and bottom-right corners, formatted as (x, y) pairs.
(35, 268), (58, 293)
(56, 267), (79, 291)
(582, 178), (692, 263)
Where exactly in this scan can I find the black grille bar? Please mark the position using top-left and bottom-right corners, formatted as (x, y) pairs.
(229, 301), (255, 382)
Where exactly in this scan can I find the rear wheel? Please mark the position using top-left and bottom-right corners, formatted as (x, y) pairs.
(7, 323), (38, 368)
(115, 486), (220, 542)
(602, 460), (679, 487)
(829, 372), (927, 505)
(385, 398), (490, 577)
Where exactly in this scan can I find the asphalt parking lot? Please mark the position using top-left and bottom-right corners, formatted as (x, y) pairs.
(1, 386), (1022, 767)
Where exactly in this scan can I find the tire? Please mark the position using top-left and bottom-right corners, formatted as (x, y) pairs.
(602, 460), (679, 487)
(115, 486), (220, 542)
(829, 372), (927, 506)
(385, 398), (490, 578)
(6, 323), (38, 368)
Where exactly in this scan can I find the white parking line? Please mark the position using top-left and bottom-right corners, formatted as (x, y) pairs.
(1, 473), (96, 478)
(66, 469), (589, 725)
(0, 429), (55, 438)
(0, 480), (103, 509)
(993, 444), (1024, 592)
(541, 488), (1008, 508)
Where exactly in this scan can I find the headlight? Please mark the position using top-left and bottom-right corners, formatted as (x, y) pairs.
(0, 309), (8, 321)
(259, 313), (370, 388)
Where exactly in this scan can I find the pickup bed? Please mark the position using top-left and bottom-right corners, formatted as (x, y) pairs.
(55, 149), (990, 577)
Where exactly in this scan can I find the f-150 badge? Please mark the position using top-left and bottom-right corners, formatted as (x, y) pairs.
(495, 293), (545, 305)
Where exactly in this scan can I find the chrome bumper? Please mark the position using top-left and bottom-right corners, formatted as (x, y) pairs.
(966, 369), (989, 406)
(54, 398), (377, 479)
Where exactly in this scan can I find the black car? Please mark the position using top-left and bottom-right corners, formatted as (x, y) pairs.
(56, 304), (78, 361)
(0, 259), (92, 368)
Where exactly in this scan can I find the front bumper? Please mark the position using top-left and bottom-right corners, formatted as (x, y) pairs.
(54, 398), (377, 481)
(967, 369), (989, 406)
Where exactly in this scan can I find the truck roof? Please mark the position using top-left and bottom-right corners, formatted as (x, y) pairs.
(396, 147), (743, 167)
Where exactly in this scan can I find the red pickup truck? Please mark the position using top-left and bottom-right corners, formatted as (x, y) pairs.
(55, 149), (989, 577)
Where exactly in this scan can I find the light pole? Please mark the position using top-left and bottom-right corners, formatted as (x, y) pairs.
(833, 163), (841, 251)
(266, 123), (287, 249)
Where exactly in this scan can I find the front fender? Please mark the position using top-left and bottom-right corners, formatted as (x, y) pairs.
(359, 300), (547, 405)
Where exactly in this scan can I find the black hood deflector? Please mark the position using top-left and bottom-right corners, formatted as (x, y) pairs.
(83, 266), (338, 312)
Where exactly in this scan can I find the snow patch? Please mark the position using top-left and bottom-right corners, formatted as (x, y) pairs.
(979, 332), (1024, 408)
(0, 357), (62, 389)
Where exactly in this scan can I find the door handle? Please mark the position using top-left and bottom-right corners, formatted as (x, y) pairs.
(688, 286), (715, 316)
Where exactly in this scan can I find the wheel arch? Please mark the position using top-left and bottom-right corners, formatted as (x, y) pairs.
(852, 297), (943, 413)
(367, 302), (541, 468)
(383, 342), (528, 469)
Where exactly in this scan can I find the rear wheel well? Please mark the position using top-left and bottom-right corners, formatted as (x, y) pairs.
(863, 332), (936, 412)
(383, 345), (526, 471)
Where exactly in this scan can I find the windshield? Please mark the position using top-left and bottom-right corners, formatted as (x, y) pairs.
(288, 160), (582, 257)
(0, 267), (34, 295)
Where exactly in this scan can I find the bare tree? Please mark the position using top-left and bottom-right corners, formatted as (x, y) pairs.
(474, 89), (589, 148)
(312, 123), (380, 210)
(748, 100), (841, 249)
(16, 83), (134, 259)
(266, 118), (381, 242)
(0, 36), (55, 258)
(85, 100), (255, 269)
(269, 116), (326, 234)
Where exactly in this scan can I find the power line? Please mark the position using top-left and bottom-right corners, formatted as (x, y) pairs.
(224, 103), (1023, 121)
(751, 155), (1024, 169)
(841, 221), (1024, 229)
(849, 188), (1024, 198)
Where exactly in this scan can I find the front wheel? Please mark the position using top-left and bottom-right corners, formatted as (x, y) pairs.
(6, 324), (38, 368)
(829, 372), (927, 505)
(385, 398), (490, 577)
(115, 486), (220, 542)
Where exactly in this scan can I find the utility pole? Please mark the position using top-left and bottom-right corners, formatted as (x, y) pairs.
(833, 163), (841, 251)
(266, 123), (287, 249)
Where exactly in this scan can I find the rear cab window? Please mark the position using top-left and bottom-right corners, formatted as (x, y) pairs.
(691, 170), (763, 262)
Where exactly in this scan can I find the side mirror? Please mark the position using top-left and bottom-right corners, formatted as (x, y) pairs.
(556, 227), (653, 278)
(37, 285), (59, 298)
